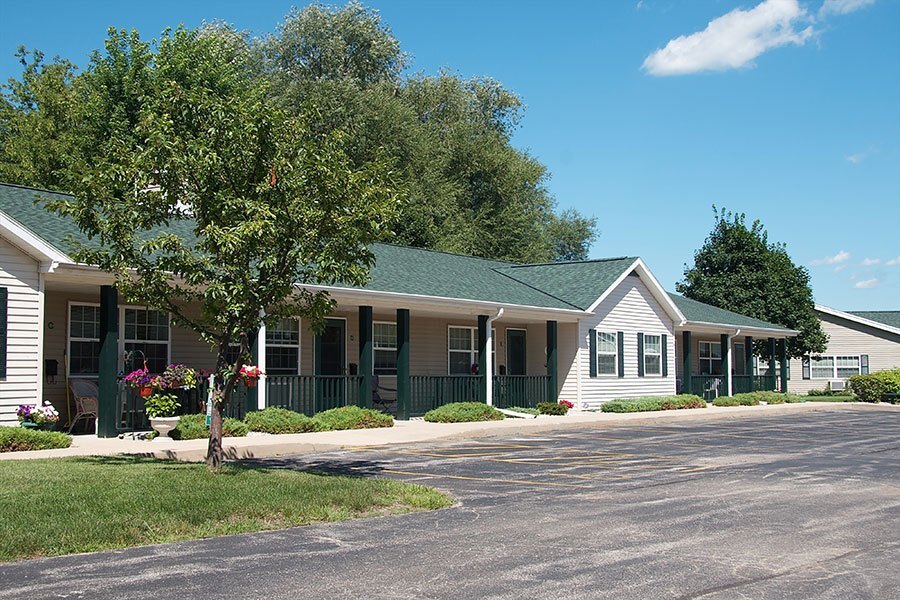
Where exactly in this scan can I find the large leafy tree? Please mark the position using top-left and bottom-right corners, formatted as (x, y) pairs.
(19, 26), (397, 469)
(677, 208), (827, 360)
(259, 3), (596, 262)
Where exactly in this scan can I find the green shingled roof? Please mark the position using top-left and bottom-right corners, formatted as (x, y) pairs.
(494, 258), (638, 310)
(848, 311), (900, 329)
(668, 293), (792, 331)
(0, 181), (798, 329)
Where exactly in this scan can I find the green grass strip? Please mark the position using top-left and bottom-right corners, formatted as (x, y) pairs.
(0, 456), (452, 562)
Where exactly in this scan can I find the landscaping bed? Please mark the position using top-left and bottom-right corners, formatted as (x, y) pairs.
(600, 395), (706, 413)
(0, 456), (452, 562)
(0, 428), (71, 453)
(424, 402), (505, 423)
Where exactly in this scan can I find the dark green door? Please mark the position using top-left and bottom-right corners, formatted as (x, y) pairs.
(506, 329), (527, 405)
(315, 319), (346, 411)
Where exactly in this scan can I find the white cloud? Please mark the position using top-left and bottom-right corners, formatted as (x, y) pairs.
(642, 0), (814, 76)
(846, 153), (866, 164)
(887, 256), (900, 266)
(810, 250), (850, 266)
(820, 0), (876, 17)
(834, 265), (846, 272)
(854, 278), (879, 289)
(636, 0), (646, 10)
(861, 258), (881, 265)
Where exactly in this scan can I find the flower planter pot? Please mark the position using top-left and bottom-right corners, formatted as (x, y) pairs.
(139, 386), (154, 398)
(244, 379), (257, 388)
(20, 421), (52, 431)
(150, 416), (180, 441)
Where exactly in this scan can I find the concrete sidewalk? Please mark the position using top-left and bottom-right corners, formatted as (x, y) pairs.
(2, 401), (897, 462)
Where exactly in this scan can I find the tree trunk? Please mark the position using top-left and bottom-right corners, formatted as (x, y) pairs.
(206, 340), (246, 471)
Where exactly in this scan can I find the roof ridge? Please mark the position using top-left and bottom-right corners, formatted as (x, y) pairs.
(0, 181), (74, 197)
(848, 310), (900, 314)
(500, 256), (636, 269)
(374, 241), (521, 265)
(491, 268), (585, 311)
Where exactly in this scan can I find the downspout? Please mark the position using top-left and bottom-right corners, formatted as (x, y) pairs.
(726, 328), (741, 397)
(484, 308), (504, 406)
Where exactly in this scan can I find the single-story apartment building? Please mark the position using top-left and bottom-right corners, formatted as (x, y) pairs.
(786, 305), (900, 395)
(0, 182), (797, 435)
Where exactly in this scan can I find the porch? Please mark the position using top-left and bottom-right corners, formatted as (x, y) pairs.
(677, 331), (788, 401)
(45, 281), (565, 437)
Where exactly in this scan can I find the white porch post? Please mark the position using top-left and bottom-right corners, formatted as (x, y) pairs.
(485, 326), (494, 406)
(256, 310), (266, 410)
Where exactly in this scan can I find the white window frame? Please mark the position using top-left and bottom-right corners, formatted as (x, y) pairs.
(373, 321), (397, 376)
(596, 331), (618, 376)
(643, 333), (662, 376)
(265, 317), (301, 375)
(808, 355), (861, 379)
(67, 301), (172, 378)
(699, 341), (723, 375)
(447, 325), (496, 375)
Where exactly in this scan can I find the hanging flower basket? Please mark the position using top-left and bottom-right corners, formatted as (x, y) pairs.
(239, 365), (264, 387)
(139, 386), (154, 398)
(245, 378), (257, 388)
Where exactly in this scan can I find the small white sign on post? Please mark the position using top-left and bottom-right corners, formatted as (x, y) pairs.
(206, 374), (214, 427)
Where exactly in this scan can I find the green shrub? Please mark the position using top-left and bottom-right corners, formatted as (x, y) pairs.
(848, 369), (900, 403)
(245, 407), (318, 434)
(720, 391), (805, 406)
(169, 414), (249, 440)
(808, 388), (855, 397)
(600, 395), (705, 413)
(423, 402), (505, 423)
(713, 395), (758, 407)
(313, 406), (393, 431)
(537, 402), (569, 415)
(505, 406), (540, 415)
(0, 427), (72, 452)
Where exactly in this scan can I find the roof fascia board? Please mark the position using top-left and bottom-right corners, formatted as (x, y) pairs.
(815, 304), (900, 336)
(0, 211), (71, 264)
(676, 320), (798, 337)
(586, 258), (686, 324)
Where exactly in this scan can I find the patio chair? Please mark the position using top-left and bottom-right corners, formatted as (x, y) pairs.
(703, 377), (722, 401)
(372, 374), (396, 411)
(68, 379), (99, 434)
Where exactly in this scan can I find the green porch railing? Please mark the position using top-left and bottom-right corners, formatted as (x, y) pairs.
(409, 375), (481, 417)
(265, 375), (362, 416)
(732, 375), (754, 395)
(492, 375), (549, 409)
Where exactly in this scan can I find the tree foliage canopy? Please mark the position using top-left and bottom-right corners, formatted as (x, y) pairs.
(677, 208), (827, 360)
(8, 26), (398, 467)
(0, 3), (595, 264)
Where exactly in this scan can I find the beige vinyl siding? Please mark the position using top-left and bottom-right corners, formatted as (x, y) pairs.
(562, 275), (676, 409)
(0, 236), (42, 425)
(788, 311), (900, 394)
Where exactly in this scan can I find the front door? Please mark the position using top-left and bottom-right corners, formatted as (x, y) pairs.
(315, 319), (346, 411)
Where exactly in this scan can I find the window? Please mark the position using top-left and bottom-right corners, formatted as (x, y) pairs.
(643, 334), (662, 375)
(124, 308), (169, 374)
(448, 326), (496, 375)
(374, 322), (397, 375)
(810, 356), (835, 379)
(69, 304), (170, 376)
(266, 318), (300, 375)
(756, 358), (790, 379)
(699, 341), (723, 375)
(808, 355), (860, 379)
(596, 331), (617, 375)
(69, 305), (101, 376)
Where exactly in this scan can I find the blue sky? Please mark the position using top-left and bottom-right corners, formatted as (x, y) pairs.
(2, 0), (898, 309)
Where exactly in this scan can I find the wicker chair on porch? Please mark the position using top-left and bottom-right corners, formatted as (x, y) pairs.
(372, 375), (396, 412)
(68, 379), (99, 434)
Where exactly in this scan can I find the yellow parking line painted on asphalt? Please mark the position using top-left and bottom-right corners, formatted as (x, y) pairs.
(380, 468), (592, 489)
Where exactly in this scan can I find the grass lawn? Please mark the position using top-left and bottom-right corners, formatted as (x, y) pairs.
(0, 456), (452, 563)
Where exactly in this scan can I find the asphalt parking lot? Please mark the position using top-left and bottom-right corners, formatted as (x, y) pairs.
(2, 406), (898, 599)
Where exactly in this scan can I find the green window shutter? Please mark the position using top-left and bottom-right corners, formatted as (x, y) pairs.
(802, 357), (810, 380)
(0, 287), (7, 378)
(860, 355), (869, 375)
(661, 333), (668, 377)
(588, 329), (597, 378)
(617, 331), (624, 378)
(637, 333), (644, 377)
